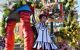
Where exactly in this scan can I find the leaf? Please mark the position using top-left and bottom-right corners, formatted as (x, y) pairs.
(65, 2), (69, 8)
(21, 0), (26, 5)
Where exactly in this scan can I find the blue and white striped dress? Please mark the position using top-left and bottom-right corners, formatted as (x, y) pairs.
(33, 23), (57, 50)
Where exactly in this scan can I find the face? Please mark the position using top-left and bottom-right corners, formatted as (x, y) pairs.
(41, 16), (47, 22)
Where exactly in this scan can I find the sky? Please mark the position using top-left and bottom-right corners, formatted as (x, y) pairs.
(0, 0), (7, 5)
(0, 0), (7, 11)
(76, 0), (80, 15)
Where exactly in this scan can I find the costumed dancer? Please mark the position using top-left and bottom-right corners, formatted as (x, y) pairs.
(33, 14), (57, 50)
(5, 2), (34, 50)
(5, 3), (18, 50)
(16, 4), (34, 50)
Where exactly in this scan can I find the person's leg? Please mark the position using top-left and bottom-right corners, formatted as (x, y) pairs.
(5, 21), (16, 50)
(19, 11), (34, 50)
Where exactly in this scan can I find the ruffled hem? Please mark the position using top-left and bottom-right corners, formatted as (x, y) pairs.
(33, 41), (57, 50)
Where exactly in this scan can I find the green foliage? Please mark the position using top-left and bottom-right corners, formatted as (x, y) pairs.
(35, 2), (43, 9)
(21, 0), (26, 5)
(15, 33), (24, 46)
(0, 17), (6, 37)
(59, 12), (80, 47)
(3, 7), (10, 17)
(55, 0), (80, 48)
(0, 7), (10, 36)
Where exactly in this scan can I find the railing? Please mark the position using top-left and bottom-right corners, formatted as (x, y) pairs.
(14, 43), (24, 50)
(14, 47), (24, 50)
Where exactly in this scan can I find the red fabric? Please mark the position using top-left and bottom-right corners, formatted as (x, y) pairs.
(57, 0), (58, 2)
(20, 11), (34, 50)
(60, 3), (63, 17)
(5, 11), (34, 50)
(5, 21), (16, 50)
(30, 6), (34, 14)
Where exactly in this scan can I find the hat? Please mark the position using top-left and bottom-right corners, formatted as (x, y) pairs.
(16, 4), (31, 13)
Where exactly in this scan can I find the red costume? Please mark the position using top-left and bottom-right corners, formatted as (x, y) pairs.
(5, 21), (16, 50)
(5, 4), (34, 50)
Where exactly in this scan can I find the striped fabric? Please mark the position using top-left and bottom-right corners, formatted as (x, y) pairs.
(33, 23), (57, 50)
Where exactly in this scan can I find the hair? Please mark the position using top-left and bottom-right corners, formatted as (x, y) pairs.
(39, 14), (47, 20)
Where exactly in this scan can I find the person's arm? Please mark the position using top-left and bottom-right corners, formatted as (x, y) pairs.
(35, 23), (40, 29)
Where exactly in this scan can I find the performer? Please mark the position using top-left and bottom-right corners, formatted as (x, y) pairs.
(5, 3), (18, 50)
(5, 1), (34, 50)
(16, 4), (34, 50)
(33, 14), (57, 50)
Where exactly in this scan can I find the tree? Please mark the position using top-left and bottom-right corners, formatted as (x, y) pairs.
(57, 0), (80, 48)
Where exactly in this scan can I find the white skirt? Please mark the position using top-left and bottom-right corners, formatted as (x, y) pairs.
(33, 41), (57, 50)
(33, 27), (57, 50)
